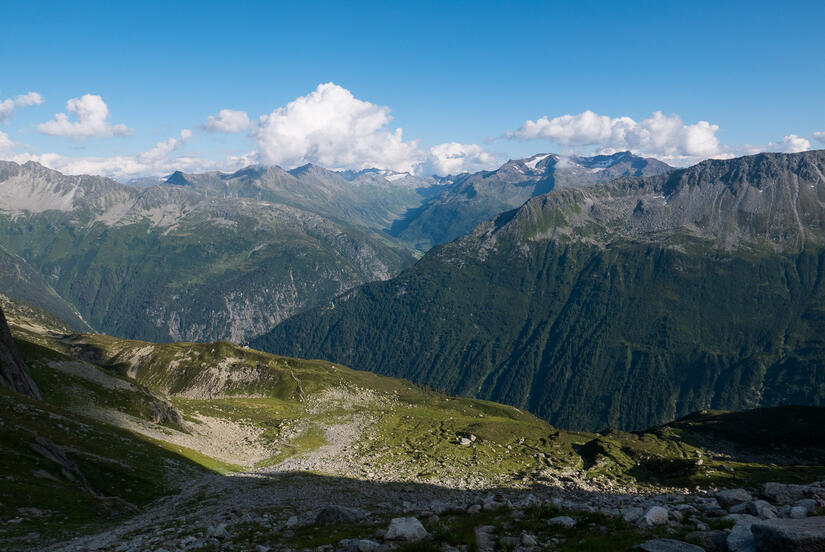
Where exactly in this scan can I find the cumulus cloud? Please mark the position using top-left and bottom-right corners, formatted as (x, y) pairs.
(202, 109), (251, 133)
(37, 94), (133, 138)
(0, 92), (44, 122)
(509, 110), (722, 160)
(420, 142), (498, 175)
(253, 82), (422, 172)
(813, 131), (825, 145)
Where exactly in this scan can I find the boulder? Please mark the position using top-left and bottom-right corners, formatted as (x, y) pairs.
(347, 540), (383, 552)
(751, 517), (825, 551)
(727, 518), (758, 552)
(474, 526), (496, 552)
(315, 505), (366, 525)
(643, 506), (670, 527)
(620, 507), (645, 522)
(521, 532), (538, 546)
(792, 506), (811, 519)
(685, 530), (728, 552)
(795, 499), (820, 516)
(634, 538), (706, 551)
(716, 489), (752, 509)
(746, 500), (777, 520)
(384, 517), (429, 542)
(206, 523), (229, 539)
(763, 483), (823, 505)
(548, 516), (576, 528)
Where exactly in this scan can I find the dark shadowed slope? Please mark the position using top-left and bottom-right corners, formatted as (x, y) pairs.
(0, 306), (40, 398)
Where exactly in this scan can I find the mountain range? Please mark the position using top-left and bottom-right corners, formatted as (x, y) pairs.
(0, 160), (423, 342)
(252, 150), (825, 431)
(0, 151), (670, 344)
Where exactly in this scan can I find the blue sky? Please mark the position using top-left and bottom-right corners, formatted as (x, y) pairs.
(1, 0), (824, 179)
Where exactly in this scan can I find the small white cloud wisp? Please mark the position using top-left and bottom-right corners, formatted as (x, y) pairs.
(202, 109), (251, 133)
(0, 92), (44, 122)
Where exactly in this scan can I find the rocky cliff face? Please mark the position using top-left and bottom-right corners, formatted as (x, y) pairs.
(0, 306), (40, 399)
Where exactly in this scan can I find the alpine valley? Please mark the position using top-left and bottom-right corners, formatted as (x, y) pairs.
(3, 150), (825, 552)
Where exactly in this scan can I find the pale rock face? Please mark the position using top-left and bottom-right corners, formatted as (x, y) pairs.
(383, 517), (429, 542)
(642, 506), (669, 527)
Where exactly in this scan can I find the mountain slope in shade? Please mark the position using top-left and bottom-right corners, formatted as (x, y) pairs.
(0, 161), (415, 343)
(0, 245), (92, 332)
(388, 151), (672, 251)
(252, 151), (825, 431)
(0, 306), (40, 398)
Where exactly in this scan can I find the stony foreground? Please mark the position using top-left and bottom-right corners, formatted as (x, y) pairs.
(23, 477), (822, 552)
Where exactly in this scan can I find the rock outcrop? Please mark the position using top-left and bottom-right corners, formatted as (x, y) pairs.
(0, 306), (40, 399)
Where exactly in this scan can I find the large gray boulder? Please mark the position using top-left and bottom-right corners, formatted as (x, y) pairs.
(716, 489), (752, 509)
(384, 517), (429, 542)
(752, 517), (825, 551)
(728, 516), (760, 552)
(315, 505), (366, 525)
(763, 483), (824, 505)
(685, 530), (728, 552)
(642, 506), (669, 527)
(635, 538), (705, 551)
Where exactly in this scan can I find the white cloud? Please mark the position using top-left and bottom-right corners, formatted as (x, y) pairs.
(1, 126), (251, 180)
(813, 131), (825, 145)
(741, 134), (812, 156)
(0, 131), (18, 154)
(202, 109), (251, 133)
(420, 142), (498, 175)
(37, 94), (133, 138)
(510, 110), (722, 160)
(769, 134), (811, 153)
(136, 129), (192, 164)
(253, 82), (422, 172)
(0, 92), (44, 122)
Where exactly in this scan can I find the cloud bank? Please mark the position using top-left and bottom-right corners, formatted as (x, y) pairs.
(37, 94), (133, 138)
(509, 110), (722, 164)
